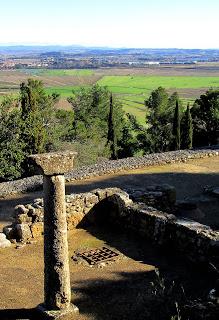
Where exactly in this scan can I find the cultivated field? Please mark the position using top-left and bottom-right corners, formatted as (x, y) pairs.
(1, 64), (219, 124)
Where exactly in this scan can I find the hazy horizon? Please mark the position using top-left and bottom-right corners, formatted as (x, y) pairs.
(0, 0), (218, 49)
(0, 44), (218, 51)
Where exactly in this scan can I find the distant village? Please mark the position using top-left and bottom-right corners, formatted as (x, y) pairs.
(0, 47), (219, 69)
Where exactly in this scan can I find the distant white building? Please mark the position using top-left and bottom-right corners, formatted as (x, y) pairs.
(144, 61), (160, 65)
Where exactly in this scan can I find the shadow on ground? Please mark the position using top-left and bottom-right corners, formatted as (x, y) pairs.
(71, 226), (218, 320)
(0, 168), (219, 319)
(2, 171), (216, 226)
(0, 308), (38, 320)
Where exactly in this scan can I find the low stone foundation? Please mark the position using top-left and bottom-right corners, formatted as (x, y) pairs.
(4, 187), (219, 265)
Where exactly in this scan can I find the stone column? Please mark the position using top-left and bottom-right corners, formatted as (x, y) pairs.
(29, 152), (78, 319)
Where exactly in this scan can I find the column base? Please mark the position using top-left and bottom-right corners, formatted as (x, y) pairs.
(36, 303), (79, 320)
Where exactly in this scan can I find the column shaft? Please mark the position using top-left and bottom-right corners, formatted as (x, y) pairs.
(43, 175), (71, 310)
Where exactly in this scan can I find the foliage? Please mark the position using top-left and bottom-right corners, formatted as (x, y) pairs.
(117, 114), (143, 158)
(181, 104), (193, 149)
(191, 89), (219, 146)
(68, 84), (126, 158)
(144, 87), (179, 153)
(107, 94), (117, 159)
(0, 97), (25, 181)
(20, 79), (61, 154)
(172, 100), (181, 150)
(0, 79), (75, 181)
(1, 79), (218, 182)
(149, 269), (185, 320)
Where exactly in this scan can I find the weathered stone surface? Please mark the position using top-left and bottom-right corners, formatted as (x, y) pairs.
(29, 151), (77, 176)
(16, 223), (32, 242)
(30, 222), (44, 238)
(4, 185), (219, 264)
(3, 226), (14, 239)
(43, 174), (71, 310)
(128, 184), (176, 212)
(14, 204), (29, 216)
(0, 233), (11, 248)
(37, 302), (79, 320)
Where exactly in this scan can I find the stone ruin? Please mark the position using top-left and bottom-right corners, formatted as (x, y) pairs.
(1, 150), (219, 319)
(4, 186), (219, 265)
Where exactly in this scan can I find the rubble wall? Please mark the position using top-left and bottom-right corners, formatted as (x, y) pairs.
(4, 187), (219, 264)
(0, 148), (218, 197)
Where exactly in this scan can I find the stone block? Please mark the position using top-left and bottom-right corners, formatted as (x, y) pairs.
(94, 189), (107, 200)
(36, 303), (79, 320)
(16, 223), (32, 242)
(31, 222), (44, 238)
(14, 204), (29, 216)
(16, 213), (32, 223)
(0, 233), (11, 248)
(67, 212), (84, 227)
(29, 151), (77, 175)
(84, 194), (99, 205)
(3, 226), (14, 240)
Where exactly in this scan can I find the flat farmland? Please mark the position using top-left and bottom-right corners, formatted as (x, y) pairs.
(1, 64), (219, 124)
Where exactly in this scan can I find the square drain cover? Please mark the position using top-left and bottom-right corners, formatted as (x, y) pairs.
(77, 247), (119, 265)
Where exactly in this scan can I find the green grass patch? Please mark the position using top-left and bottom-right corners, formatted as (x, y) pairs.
(121, 100), (147, 125)
(45, 86), (86, 97)
(23, 69), (94, 76)
(98, 75), (219, 91)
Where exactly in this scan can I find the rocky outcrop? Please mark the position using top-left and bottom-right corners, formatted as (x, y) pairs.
(0, 148), (218, 197)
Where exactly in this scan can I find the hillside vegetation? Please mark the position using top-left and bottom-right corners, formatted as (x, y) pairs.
(0, 76), (218, 182)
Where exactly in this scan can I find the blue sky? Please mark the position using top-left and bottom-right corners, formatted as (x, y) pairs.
(0, 0), (218, 48)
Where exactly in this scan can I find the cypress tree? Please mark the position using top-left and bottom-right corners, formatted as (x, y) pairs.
(107, 93), (117, 159)
(182, 104), (193, 149)
(172, 100), (181, 150)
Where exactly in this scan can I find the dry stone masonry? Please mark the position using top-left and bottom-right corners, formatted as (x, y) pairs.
(5, 187), (219, 265)
(0, 148), (218, 197)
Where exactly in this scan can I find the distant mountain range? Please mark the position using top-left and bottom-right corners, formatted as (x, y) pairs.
(0, 45), (219, 56)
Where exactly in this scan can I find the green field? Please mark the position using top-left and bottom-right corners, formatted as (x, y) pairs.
(95, 75), (219, 122)
(45, 86), (85, 97)
(1, 70), (219, 124)
(98, 75), (219, 91)
(23, 69), (94, 76)
(29, 75), (219, 124)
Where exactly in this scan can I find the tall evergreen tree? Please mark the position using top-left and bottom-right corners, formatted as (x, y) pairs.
(181, 104), (193, 149)
(107, 94), (117, 159)
(172, 100), (181, 150)
(145, 87), (171, 152)
(20, 79), (60, 155)
(191, 89), (219, 146)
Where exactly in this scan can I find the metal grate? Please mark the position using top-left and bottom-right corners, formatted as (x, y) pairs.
(77, 247), (119, 265)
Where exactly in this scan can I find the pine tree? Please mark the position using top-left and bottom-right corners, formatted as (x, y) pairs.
(107, 93), (117, 159)
(172, 100), (181, 150)
(182, 104), (193, 149)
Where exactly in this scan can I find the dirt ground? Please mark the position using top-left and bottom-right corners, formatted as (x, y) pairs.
(0, 226), (215, 320)
(0, 156), (219, 320)
(0, 156), (219, 230)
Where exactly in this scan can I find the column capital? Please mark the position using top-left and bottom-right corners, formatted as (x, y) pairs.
(29, 151), (77, 176)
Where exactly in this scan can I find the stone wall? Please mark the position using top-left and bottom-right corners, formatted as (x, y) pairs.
(4, 187), (219, 265)
(0, 148), (218, 197)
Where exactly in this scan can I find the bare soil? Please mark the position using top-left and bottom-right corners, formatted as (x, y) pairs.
(0, 226), (215, 320)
